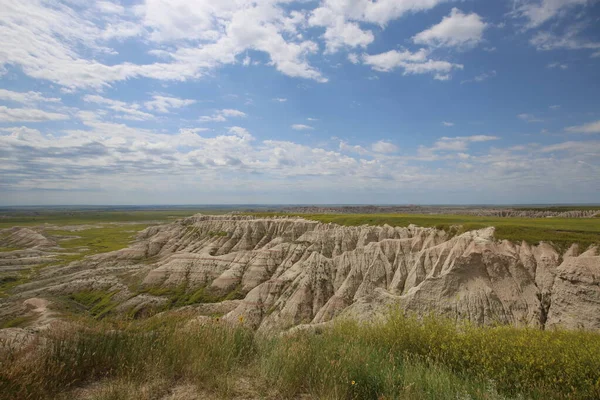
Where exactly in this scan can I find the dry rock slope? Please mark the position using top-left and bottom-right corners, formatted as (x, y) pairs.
(5, 215), (600, 332)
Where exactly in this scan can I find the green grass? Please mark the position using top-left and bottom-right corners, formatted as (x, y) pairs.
(69, 290), (120, 319)
(0, 315), (37, 329)
(140, 284), (245, 311)
(2, 311), (600, 399)
(47, 224), (150, 259)
(0, 209), (217, 230)
(250, 212), (600, 251)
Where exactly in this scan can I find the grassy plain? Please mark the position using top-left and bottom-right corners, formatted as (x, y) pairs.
(0, 209), (215, 230)
(250, 212), (600, 250)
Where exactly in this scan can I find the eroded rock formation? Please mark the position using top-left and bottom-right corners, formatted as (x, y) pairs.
(3, 215), (599, 332)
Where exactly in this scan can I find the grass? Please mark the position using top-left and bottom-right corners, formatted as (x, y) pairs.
(0, 209), (215, 230)
(249, 212), (600, 251)
(69, 290), (120, 319)
(47, 224), (150, 260)
(0, 315), (37, 329)
(2, 311), (600, 400)
(140, 284), (245, 311)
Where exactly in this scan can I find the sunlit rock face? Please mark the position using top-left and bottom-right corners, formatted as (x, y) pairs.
(7, 215), (600, 332)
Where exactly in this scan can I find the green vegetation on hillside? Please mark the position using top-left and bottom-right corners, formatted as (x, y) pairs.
(0, 209), (209, 230)
(2, 312), (600, 400)
(250, 212), (600, 250)
(47, 224), (150, 260)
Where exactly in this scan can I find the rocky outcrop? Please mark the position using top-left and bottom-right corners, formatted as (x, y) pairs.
(546, 246), (600, 329)
(0, 227), (57, 249)
(5, 215), (599, 332)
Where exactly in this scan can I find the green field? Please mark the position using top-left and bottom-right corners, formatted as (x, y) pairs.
(250, 212), (600, 250)
(0, 209), (218, 230)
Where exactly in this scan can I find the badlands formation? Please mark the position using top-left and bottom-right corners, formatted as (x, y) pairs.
(1, 214), (600, 332)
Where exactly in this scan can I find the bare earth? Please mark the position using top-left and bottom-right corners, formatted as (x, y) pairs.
(1, 214), (599, 334)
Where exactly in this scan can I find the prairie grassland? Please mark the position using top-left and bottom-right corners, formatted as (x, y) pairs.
(0, 209), (213, 230)
(2, 312), (600, 400)
(250, 212), (600, 250)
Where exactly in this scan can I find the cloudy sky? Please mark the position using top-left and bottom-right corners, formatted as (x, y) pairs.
(1, 0), (599, 205)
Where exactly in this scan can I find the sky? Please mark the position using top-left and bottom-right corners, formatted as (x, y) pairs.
(1, 0), (600, 206)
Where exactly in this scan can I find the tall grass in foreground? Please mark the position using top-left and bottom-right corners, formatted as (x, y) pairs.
(1, 312), (600, 399)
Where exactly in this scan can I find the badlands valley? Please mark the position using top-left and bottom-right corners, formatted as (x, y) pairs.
(1, 207), (600, 399)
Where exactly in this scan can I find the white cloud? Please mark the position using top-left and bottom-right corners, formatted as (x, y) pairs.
(307, 118), (319, 122)
(549, 105), (561, 110)
(96, 1), (125, 15)
(1, 117), (598, 205)
(200, 109), (246, 123)
(420, 135), (499, 156)
(362, 49), (463, 79)
(273, 98), (287, 103)
(308, 0), (450, 53)
(531, 27), (600, 52)
(515, 0), (589, 28)
(0, 0), (328, 89)
(144, 95), (196, 113)
(84, 95), (155, 121)
(371, 140), (398, 153)
(221, 109), (247, 118)
(291, 124), (313, 131)
(0, 106), (69, 122)
(348, 53), (360, 64)
(566, 120), (600, 134)
(413, 8), (487, 48)
(442, 121), (454, 127)
(518, 113), (544, 123)
(0, 89), (61, 104)
(179, 128), (210, 134)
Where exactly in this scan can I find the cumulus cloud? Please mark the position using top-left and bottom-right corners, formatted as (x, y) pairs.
(413, 8), (487, 48)
(0, 0), (328, 89)
(371, 140), (398, 153)
(566, 120), (600, 134)
(307, 0), (451, 54)
(0, 106), (69, 122)
(200, 109), (247, 123)
(442, 121), (455, 127)
(1, 117), (598, 204)
(363, 49), (463, 79)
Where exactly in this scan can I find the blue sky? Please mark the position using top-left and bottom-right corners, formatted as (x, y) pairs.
(1, 0), (599, 205)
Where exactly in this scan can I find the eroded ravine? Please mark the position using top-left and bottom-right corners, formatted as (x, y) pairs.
(1, 215), (599, 332)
